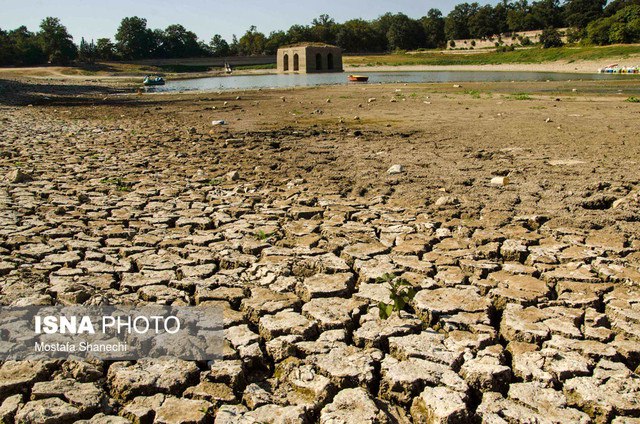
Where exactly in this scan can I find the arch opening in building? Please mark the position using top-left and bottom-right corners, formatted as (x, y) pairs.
(277, 43), (343, 74)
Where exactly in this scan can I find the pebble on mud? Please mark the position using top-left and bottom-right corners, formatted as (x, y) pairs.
(387, 165), (405, 175)
(491, 176), (510, 186)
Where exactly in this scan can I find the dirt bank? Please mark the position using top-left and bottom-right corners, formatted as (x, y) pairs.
(345, 58), (640, 74)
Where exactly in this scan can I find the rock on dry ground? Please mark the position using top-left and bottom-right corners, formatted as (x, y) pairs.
(1, 78), (640, 423)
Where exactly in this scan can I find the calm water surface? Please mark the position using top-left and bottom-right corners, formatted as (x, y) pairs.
(149, 71), (633, 92)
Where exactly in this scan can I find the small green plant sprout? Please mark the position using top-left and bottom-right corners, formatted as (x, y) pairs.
(255, 229), (275, 241)
(625, 96), (640, 103)
(206, 178), (223, 186)
(101, 177), (134, 192)
(375, 273), (417, 320)
(464, 89), (481, 99)
(509, 92), (532, 100)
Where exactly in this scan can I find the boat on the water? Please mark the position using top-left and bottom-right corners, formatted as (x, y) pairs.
(348, 75), (369, 82)
(143, 76), (165, 86)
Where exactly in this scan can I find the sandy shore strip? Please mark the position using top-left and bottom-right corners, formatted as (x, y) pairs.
(344, 59), (640, 74)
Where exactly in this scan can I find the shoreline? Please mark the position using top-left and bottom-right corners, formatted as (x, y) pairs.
(343, 60), (615, 74)
(1, 58), (634, 83)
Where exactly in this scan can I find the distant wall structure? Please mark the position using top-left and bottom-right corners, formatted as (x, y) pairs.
(277, 44), (343, 74)
(446, 28), (569, 50)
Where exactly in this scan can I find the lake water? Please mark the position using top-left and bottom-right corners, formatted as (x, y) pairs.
(149, 71), (633, 92)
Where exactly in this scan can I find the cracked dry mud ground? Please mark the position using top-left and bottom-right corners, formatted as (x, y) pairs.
(1, 79), (640, 423)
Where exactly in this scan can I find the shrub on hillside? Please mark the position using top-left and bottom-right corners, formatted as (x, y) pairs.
(585, 5), (640, 44)
(540, 27), (564, 48)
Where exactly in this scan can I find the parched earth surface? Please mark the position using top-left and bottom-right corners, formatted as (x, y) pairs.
(1, 78), (640, 423)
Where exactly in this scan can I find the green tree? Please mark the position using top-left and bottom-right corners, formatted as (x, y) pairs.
(564, 0), (606, 28)
(160, 24), (202, 58)
(585, 5), (640, 44)
(286, 24), (314, 44)
(468, 5), (498, 38)
(209, 34), (230, 57)
(540, 26), (564, 47)
(6, 26), (47, 65)
(229, 35), (239, 56)
(604, 0), (640, 16)
(78, 37), (96, 63)
(95, 38), (116, 60)
(507, 0), (532, 31)
(445, 3), (479, 40)
(531, 0), (565, 28)
(386, 14), (425, 50)
(38, 17), (77, 65)
(0, 28), (11, 65)
(238, 25), (267, 55)
(492, 0), (512, 35)
(115, 17), (154, 59)
(422, 9), (446, 48)
(336, 19), (384, 52)
(265, 31), (289, 54)
(311, 14), (337, 44)
(149, 28), (165, 57)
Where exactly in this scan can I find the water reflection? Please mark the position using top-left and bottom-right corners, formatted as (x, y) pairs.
(149, 71), (632, 93)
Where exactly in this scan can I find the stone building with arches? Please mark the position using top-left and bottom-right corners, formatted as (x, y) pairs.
(277, 44), (343, 74)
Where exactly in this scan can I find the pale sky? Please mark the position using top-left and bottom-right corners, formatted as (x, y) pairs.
(0, 0), (499, 43)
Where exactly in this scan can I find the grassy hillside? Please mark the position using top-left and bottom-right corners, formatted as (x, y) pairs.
(344, 45), (640, 67)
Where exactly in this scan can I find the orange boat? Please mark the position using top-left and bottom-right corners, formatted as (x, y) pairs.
(348, 75), (369, 82)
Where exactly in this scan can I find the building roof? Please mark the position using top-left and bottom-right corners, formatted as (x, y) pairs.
(278, 43), (340, 49)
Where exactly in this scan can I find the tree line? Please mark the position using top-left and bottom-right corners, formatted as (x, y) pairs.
(1, 0), (640, 66)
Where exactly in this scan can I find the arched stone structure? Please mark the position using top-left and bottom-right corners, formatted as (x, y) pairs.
(293, 54), (299, 72)
(277, 44), (343, 74)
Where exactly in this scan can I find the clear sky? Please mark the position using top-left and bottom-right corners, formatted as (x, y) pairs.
(0, 0), (497, 43)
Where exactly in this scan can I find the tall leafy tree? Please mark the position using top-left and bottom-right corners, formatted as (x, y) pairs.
(311, 14), (337, 44)
(95, 38), (116, 60)
(445, 3), (480, 39)
(0, 28), (11, 65)
(78, 37), (97, 63)
(422, 9), (446, 48)
(531, 0), (565, 28)
(286, 24), (314, 43)
(115, 17), (154, 59)
(604, 0), (640, 16)
(6, 26), (47, 65)
(160, 24), (202, 58)
(39, 17), (77, 65)
(564, 0), (607, 28)
(238, 25), (267, 55)
(492, 0), (512, 34)
(265, 31), (289, 54)
(468, 5), (498, 37)
(336, 19), (384, 52)
(586, 5), (640, 43)
(229, 35), (239, 56)
(209, 34), (230, 57)
(386, 14), (425, 50)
